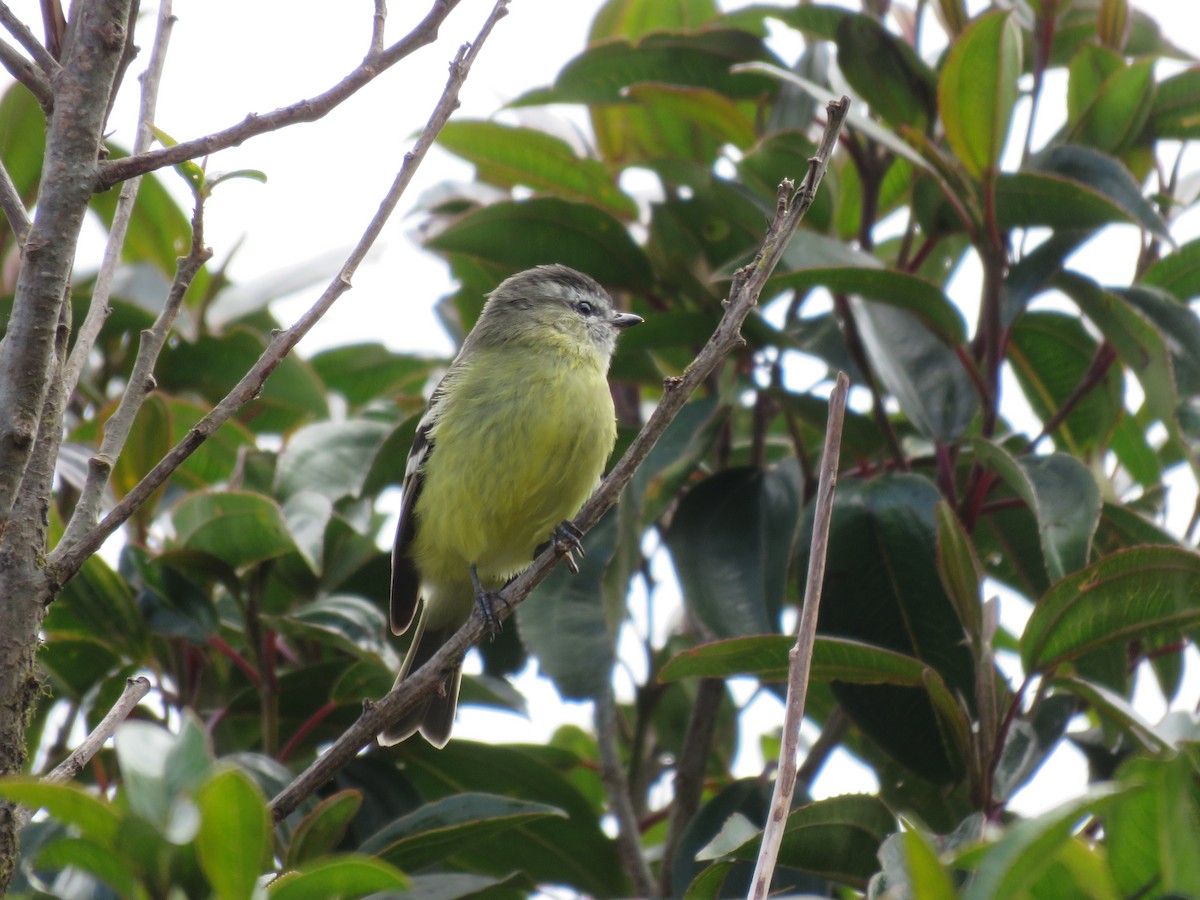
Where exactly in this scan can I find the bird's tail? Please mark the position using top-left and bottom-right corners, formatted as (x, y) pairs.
(378, 612), (462, 748)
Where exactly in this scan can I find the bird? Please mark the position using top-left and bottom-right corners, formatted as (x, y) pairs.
(379, 264), (643, 747)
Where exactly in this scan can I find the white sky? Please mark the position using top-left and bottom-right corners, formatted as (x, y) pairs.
(5, 0), (1200, 822)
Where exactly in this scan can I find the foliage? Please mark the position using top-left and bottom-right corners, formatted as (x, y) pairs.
(4, 0), (1200, 896)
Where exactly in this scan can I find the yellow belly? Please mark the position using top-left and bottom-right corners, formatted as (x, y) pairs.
(410, 348), (616, 598)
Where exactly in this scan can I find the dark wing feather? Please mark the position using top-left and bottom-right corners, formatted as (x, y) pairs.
(389, 381), (445, 635)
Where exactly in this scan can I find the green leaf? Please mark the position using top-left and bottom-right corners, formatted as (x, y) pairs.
(769, 266), (966, 344)
(0, 779), (121, 846)
(805, 475), (975, 783)
(898, 828), (957, 900)
(938, 11), (1022, 178)
(274, 419), (393, 503)
(1067, 57), (1155, 154)
(283, 594), (391, 659)
(437, 121), (638, 218)
(852, 300), (978, 441)
(1007, 311), (1124, 455)
(1048, 675), (1170, 753)
(834, 14), (936, 130)
(270, 855), (410, 900)
(1027, 145), (1170, 242)
(310, 344), (439, 409)
(991, 695), (1075, 803)
(961, 785), (1131, 900)
(1151, 67), (1200, 139)
(664, 461), (803, 638)
(1021, 545), (1200, 673)
(727, 794), (897, 889)
(1120, 285), (1200, 396)
(114, 721), (176, 829)
(995, 171), (1158, 232)
(1107, 754), (1200, 897)
(109, 392), (172, 527)
(195, 768), (271, 900)
(590, 0), (718, 39)
(426, 198), (653, 290)
(1142, 236), (1200, 301)
(737, 131), (834, 232)
(172, 490), (297, 569)
(35, 837), (139, 897)
(360, 792), (566, 872)
(1056, 272), (1179, 430)
(625, 83), (757, 150)
(935, 501), (983, 646)
(973, 443), (1100, 583)
(285, 790), (363, 868)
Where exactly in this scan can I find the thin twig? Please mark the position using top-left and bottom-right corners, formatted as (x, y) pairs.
(59, 192), (211, 552)
(267, 96), (852, 824)
(49, 1), (512, 581)
(595, 690), (655, 896)
(13, 676), (151, 831)
(0, 156), (28, 244)
(749, 371), (849, 900)
(96, 0), (465, 189)
(61, 0), (177, 410)
(370, 0), (387, 56)
(0, 36), (52, 107)
(0, 2), (59, 74)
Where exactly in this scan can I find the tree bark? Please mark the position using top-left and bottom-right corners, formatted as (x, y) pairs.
(0, 0), (134, 887)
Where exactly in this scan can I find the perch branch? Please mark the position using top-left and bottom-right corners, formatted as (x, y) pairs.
(267, 96), (853, 824)
(0, 2), (59, 76)
(749, 371), (849, 900)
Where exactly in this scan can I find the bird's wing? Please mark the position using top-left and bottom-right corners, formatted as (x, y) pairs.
(389, 377), (447, 635)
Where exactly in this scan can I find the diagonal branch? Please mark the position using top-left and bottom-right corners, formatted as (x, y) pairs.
(61, 0), (177, 405)
(0, 2), (60, 75)
(96, 0), (464, 190)
(0, 155), (28, 245)
(267, 95), (853, 824)
(48, 0), (512, 582)
(0, 37), (51, 107)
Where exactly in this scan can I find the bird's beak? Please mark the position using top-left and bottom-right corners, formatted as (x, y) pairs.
(611, 312), (644, 330)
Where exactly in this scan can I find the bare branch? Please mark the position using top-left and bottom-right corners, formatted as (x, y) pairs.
(0, 156), (28, 245)
(13, 676), (151, 832)
(59, 193), (211, 551)
(267, 96), (853, 825)
(96, 0), (464, 190)
(749, 371), (850, 900)
(596, 690), (655, 896)
(0, 2), (60, 75)
(0, 37), (52, 107)
(48, 0), (511, 581)
(370, 0), (387, 56)
(0, 0), (133, 531)
(62, 0), (177, 404)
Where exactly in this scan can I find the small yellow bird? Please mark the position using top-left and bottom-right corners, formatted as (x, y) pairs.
(379, 265), (642, 747)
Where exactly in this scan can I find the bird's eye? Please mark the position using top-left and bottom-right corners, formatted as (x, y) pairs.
(576, 300), (595, 316)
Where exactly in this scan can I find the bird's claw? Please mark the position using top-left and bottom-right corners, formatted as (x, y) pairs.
(551, 521), (585, 574)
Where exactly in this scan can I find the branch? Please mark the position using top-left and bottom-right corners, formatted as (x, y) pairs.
(0, 0), (133, 531)
(267, 96), (853, 824)
(59, 192), (211, 552)
(13, 676), (151, 832)
(95, 0), (464, 190)
(749, 370), (849, 900)
(48, 1), (512, 580)
(0, 155), (28, 245)
(61, 0), (178, 405)
(0, 2), (60, 75)
(595, 690), (655, 896)
(0, 37), (52, 108)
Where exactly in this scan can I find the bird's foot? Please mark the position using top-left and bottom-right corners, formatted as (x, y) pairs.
(470, 564), (506, 640)
(550, 520), (585, 574)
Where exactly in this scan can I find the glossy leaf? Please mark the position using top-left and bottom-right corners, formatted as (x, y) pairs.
(274, 419), (393, 502)
(1048, 676), (1170, 753)
(1142, 236), (1200, 301)
(938, 11), (1022, 178)
(1067, 57), (1155, 154)
(664, 461), (803, 639)
(1021, 545), (1200, 673)
(172, 490), (296, 569)
(625, 83), (757, 150)
(0, 779), (121, 846)
(1151, 67), (1200, 140)
(727, 794), (897, 888)
(310, 344), (439, 409)
(270, 855), (410, 899)
(852, 300), (978, 441)
(437, 121), (637, 218)
(935, 501), (983, 645)
(973, 442), (1100, 583)
(835, 14), (936, 130)
(426, 198), (654, 290)
(285, 791), (363, 868)
(995, 171), (1159, 232)
(195, 768), (271, 900)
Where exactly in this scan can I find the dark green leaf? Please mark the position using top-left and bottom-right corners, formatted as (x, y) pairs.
(1021, 545), (1200, 673)
(995, 171), (1158, 232)
(172, 491), (297, 569)
(35, 837), (138, 897)
(310, 344), (440, 409)
(935, 501), (983, 646)
(285, 791), (363, 868)
(1048, 676), (1169, 753)
(274, 419), (393, 502)
(664, 461), (803, 638)
(426, 198), (653, 290)
(1151, 67), (1200, 140)
(835, 14), (936, 130)
(1142, 236), (1200, 301)
(852, 300), (978, 441)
